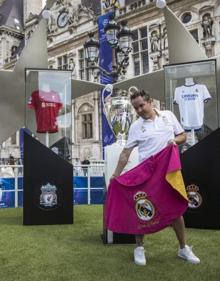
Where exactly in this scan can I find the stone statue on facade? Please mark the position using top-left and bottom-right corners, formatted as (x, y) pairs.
(48, 12), (57, 33)
(162, 27), (167, 49)
(201, 14), (213, 38)
(102, 0), (120, 11)
(68, 58), (74, 69)
(77, 4), (94, 21)
(150, 31), (160, 52)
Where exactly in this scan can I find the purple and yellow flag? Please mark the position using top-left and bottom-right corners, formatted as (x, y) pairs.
(105, 144), (188, 234)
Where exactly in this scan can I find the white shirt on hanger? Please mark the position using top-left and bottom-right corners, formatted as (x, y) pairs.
(174, 83), (211, 130)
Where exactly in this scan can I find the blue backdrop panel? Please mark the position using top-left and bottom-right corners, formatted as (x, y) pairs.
(91, 176), (105, 187)
(18, 177), (23, 189)
(74, 190), (88, 205)
(91, 190), (104, 204)
(73, 176), (88, 188)
(0, 176), (105, 207)
(0, 178), (15, 208)
(73, 176), (105, 204)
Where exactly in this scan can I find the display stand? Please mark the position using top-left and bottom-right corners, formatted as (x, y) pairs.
(103, 143), (138, 244)
(25, 69), (72, 162)
(182, 128), (220, 229)
(164, 60), (218, 149)
(23, 131), (73, 225)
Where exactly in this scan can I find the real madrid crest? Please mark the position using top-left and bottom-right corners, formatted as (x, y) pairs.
(40, 183), (58, 208)
(134, 191), (155, 221)
(186, 184), (202, 209)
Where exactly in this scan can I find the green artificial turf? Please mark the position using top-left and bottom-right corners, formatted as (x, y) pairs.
(0, 206), (219, 281)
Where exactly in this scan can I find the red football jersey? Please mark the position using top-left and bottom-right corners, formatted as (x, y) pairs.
(28, 90), (63, 133)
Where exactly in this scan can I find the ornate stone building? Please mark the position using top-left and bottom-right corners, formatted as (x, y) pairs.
(1, 0), (220, 162)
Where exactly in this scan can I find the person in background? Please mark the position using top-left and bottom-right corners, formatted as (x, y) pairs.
(81, 158), (90, 176)
(9, 154), (15, 166)
(74, 158), (82, 176)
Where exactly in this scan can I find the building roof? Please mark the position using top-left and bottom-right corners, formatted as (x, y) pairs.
(0, 0), (23, 31)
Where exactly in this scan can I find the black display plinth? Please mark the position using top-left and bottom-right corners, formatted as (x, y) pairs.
(102, 230), (136, 244)
(23, 131), (73, 225)
(181, 128), (220, 229)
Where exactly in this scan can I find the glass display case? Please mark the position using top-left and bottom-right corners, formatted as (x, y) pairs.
(164, 60), (218, 151)
(25, 69), (72, 161)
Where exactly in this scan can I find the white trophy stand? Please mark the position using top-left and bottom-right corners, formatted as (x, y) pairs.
(104, 141), (139, 244)
(102, 84), (139, 244)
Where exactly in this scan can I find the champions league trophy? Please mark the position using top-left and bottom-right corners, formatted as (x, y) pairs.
(102, 84), (135, 146)
(103, 84), (139, 186)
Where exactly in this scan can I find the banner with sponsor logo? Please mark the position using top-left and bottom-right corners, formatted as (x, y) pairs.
(98, 12), (115, 148)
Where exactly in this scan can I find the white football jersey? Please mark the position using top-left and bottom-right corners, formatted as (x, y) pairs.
(174, 84), (211, 130)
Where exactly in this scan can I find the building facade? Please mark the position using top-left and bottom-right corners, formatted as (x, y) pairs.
(0, 0), (220, 162)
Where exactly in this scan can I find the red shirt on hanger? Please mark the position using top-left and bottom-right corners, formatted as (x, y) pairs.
(28, 90), (63, 133)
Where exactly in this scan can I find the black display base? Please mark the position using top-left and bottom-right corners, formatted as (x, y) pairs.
(23, 131), (73, 225)
(102, 230), (136, 244)
(181, 128), (220, 229)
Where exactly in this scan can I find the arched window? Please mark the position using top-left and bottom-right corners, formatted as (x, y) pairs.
(78, 103), (94, 139)
(11, 45), (18, 57)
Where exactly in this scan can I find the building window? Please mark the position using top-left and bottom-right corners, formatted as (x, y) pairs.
(10, 132), (17, 145)
(11, 45), (17, 58)
(181, 12), (192, 24)
(190, 29), (199, 43)
(6, 41), (10, 59)
(132, 26), (149, 76)
(78, 103), (94, 139)
(82, 113), (93, 139)
(78, 49), (92, 81)
(57, 55), (68, 69)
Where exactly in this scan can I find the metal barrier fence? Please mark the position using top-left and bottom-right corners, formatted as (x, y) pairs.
(0, 164), (105, 208)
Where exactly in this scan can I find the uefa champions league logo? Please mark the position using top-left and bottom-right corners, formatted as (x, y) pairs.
(40, 183), (58, 208)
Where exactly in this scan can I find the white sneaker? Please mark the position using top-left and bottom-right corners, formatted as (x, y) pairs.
(178, 245), (200, 264)
(134, 246), (146, 265)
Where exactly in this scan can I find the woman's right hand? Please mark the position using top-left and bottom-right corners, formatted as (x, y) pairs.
(110, 174), (118, 182)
